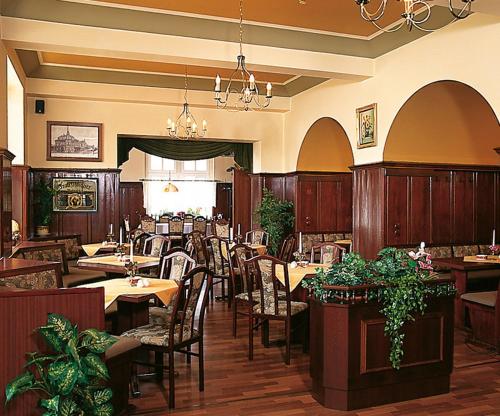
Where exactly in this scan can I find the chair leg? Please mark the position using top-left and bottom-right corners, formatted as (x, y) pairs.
(168, 350), (175, 409)
(221, 279), (226, 301)
(155, 352), (163, 382)
(198, 340), (205, 392)
(227, 278), (232, 309)
(130, 363), (141, 398)
(248, 314), (254, 361)
(285, 319), (291, 365)
(261, 319), (269, 347)
(186, 345), (191, 364)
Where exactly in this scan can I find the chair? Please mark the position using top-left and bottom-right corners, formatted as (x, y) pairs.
(245, 229), (269, 246)
(213, 218), (230, 239)
(204, 235), (231, 304)
(193, 216), (208, 235)
(310, 242), (345, 264)
(143, 235), (171, 257)
(278, 234), (296, 262)
(188, 231), (208, 266)
(184, 214), (194, 224)
(131, 230), (151, 254)
(140, 214), (157, 234)
(121, 266), (213, 409)
(169, 215), (185, 246)
(159, 215), (170, 224)
(243, 255), (309, 365)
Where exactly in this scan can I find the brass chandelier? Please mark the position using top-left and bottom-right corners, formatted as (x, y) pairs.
(355, 0), (474, 32)
(214, 0), (273, 111)
(167, 67), (207, 139)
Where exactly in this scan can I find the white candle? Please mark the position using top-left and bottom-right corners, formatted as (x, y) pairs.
(493, 229), (496, 246)
(130, 239), (134, 263)
(229, 227), (233, 242)
(266, 82), (272, 97)
(119, 227), (123, 245)
(109, 223), (113, 234)
(299, 232), (303, 253)
(237, 224), (241, 235)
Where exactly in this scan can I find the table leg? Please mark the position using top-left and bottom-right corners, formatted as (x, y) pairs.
(453, 270), (467, 328)
(116, 300), (150, 334)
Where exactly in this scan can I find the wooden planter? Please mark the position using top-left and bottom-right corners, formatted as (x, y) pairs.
(309, 287), (455, 410)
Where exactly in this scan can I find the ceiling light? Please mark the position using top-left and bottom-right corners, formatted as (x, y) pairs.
(167, 66), (207, 139)
(355, 0), (474, 32)
(214, 0), (272, 111)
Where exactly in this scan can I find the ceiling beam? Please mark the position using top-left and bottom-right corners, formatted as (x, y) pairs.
(1, 16), (375, 80)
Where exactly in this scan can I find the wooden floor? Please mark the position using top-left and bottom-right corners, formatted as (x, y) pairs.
(128, 298), (500, 416)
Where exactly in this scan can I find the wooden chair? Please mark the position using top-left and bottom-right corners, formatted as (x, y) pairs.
(204, 235), (231, 304)
(278, 234), (296, 262)
(121, 266), (213, 409)
(131, 230), (151, 254)
(213, 218), (230, 239)
(140, 214), (157, 234)
(159, 215), (170, 224)
(188, 231), (208, 266)
(169, 215), (185, 246)
(461, 280), (500, 352)
(310, 242), (346, 264)
(193, 216), (208, 235)
(183, 214), (194, 224)
(245, 229), (269, 246)
(243, 255), (309, 365)
(143, 235), (171, 257)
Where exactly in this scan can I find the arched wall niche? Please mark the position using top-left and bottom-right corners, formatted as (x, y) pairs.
(296, 117), (354, 172)
(384, 80), (500, 165)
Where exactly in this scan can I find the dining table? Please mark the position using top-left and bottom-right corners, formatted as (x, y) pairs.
(432, 256), (500, 327)
(76, 254), (160, 275)
(276, 263), (329, 302)
(81, 242), (130, 257)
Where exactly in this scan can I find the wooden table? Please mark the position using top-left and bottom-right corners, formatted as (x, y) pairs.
(276, 263), (329, 302)
(432, 257), (500, 327)
(76, 255), (160, 275)
(81, 242), (130, 257)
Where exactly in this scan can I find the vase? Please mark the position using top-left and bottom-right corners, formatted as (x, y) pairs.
(36, 225), (50, 236)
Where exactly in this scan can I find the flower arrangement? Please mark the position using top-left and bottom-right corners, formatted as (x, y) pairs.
(489, 244), (500, 255)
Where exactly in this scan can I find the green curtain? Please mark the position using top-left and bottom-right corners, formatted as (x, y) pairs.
(117, 136), (253, 172)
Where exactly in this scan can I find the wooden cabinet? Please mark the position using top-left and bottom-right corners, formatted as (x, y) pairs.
(386, 175), (408, 246)
(430, 174), (453, 244)
(297, 178), (318, 231)
(0, 149), (15, 256)
(409, 176), (431, 244)
(452, 171), (475, 243)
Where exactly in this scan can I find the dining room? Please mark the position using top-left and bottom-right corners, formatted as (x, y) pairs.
(1, 0), (500, 415)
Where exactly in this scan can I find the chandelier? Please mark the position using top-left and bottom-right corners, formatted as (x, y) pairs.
(214, 0), (272, 111)
(167, 67), (207, 139)
(355, 0), (474, 32)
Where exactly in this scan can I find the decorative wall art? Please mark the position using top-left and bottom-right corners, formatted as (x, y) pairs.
(356, 104), (377, 149)
(52, 178), (98, 212)
(47, 121), (102, 161)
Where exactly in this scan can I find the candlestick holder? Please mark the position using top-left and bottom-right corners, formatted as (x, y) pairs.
(106, 233), (115, 243)
(293, 251), (308, 267)
(235, 234), (243, 244)
(115, 243), (126, 256)
(125, 261), (139, 286)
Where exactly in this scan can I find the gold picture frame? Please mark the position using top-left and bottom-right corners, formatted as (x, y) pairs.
(52, 178), (98, 212)
(356, 103), (377, 149)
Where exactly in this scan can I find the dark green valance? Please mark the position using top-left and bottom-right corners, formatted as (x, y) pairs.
(117, 136), (253, 172)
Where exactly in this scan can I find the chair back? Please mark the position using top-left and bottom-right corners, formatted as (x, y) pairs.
(159, 248), (196, 282)
(143, 235), (171, 257)
(168, 266), (213, 345)
(204, 235), (230, 276)
(244, 255), (291, 316)
(310, 242), (345, 264)
(278, 234), (296, 262)
(169, 215), (185, 236)
(188, 231), (208, 265)
(213, 219), (230, 239)
(245, 229), (268, 246)
(193, 216), (207, 234)
(183, 214), (194, 223)
(140, 215), (156, 233)
(159, 215), (170, 224)
(131, 230), (151, 254)
(229, 244), (253, 296)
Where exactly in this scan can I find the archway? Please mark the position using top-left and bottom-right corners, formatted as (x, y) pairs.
(384, 80), (500, 165)
(296, 117), (354, 172)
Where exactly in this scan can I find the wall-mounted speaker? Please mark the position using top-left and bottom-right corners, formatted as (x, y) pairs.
(35, 99), (45, 114)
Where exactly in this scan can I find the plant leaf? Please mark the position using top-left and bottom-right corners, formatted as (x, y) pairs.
(38, 326), (65, 353)
(48, 361), (79, 395)
(59, 398), (80, 416)
(93, 403), (114, 416)
(47, 313), (74, 341)
(65, 338), (80, 367)
(82, 354), (109, 380)
(5, 371), (34, 403)
(40, 395), (60, 411)
(93, 388), (113, 406)
(80, 329), (117, 354)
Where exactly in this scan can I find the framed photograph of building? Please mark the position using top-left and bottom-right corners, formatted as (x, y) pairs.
(52, 178), (98, 212)
(47, 121), (102, 161)
(356, 103), (377, 149)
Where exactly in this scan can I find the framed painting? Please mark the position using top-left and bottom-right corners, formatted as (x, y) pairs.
(53, 178), (98, 212)
(47, 121), (102, 161)
(356, 103), (377, 149)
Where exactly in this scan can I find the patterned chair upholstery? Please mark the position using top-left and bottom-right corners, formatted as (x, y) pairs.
(204, 235), (231, 304)
(301, 233), (323, 255)
(140, 215), (157, 234)
(213, 219), (230, 239)
(169, 216), (185, 243)
(245, 229), (269, 246)
(188, 231), (208, 266)
(453, 245), (479, 257)
(426, 246), (453, 259)
(58, 237), (81, 260)
(323, 233), (344, 242)
(479, 244), (492, 254)
(143, 235), (171, 257)
(121, 267), (213, 409)
(311, 243), (345, 264)
(159, 215), (170, 224)
(0, 269), (60, 290)
(193, 216), (207, 234)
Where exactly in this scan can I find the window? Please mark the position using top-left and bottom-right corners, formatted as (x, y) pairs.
(149, 156), (175, 172)
(183, 160), (208, 172)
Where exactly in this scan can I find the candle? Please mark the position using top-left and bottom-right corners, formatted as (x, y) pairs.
(130, 239), (134, 263)
(202, 120), (207, 131)
(237, 224), (241, 236)
(229, 227), (233, 242)
(493, 229), (496, 246)
(299, 232), (303, 253)
(109, 223), (113, 234)
(266, 82), (272, 98)
(119, 226), (123, 245)
(249, 74), (255, 90)
(215, 74), (221, 92)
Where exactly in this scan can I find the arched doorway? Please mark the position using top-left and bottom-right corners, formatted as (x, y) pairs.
(384, 80), (499, 164)
(297, 117), (354, 172)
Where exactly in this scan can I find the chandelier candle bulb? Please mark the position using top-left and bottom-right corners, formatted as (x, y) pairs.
(266, 82), (272, 98)
(192, 123), (197, 133)
(493, 229), (496, 246)
(237, 223), (241, 236)
(130, 239), (134, 263)
(249, 74), (255, 90)
(202, 120), (207, 130)
(215, 75), (221, 92)
(119, 227), (123, 245)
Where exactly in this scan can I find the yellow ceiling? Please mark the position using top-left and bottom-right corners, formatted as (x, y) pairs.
(40, 52), (295, 83)
(93, 0), (409, 37)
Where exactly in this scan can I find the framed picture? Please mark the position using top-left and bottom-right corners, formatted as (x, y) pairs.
(356, 103), (377, 149)
(47, 121), (102, 161)
(53, 178), (98, 212)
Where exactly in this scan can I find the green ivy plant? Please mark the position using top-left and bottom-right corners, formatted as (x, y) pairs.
(303, 247), (454, 369)
(5, 313), (117, 416)
(34, 178), (56, 226)
(254, 188), (295, 255)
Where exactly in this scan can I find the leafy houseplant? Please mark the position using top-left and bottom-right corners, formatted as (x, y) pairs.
(254, 188), (295, 255)
(5, 313), (117, 416)
(303, 247), (455, 369)
(34, 178), (56, 235)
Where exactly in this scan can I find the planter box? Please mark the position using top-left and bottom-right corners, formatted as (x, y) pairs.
(309, 294), (455, 410)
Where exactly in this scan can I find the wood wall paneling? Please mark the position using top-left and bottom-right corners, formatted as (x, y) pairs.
(11, 165), (30, 241)
(118, 182), (145, 230)
(214, 183), (232, 220)
(409, 175), (431, 244)
(297, 178), (318, 231)
(318, 180), (338, 231)
(452, 171), (475, 243)
(475, 171), (497, 243)
(232, 169), (252, 234)
(385, 175), (409, 246)
(430, 174), (453, 244)
(0, 150), (15, 256)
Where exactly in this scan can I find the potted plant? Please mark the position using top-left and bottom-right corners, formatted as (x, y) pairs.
(5, 313), (117, 415)
(33, 178), (56, 236)
(303, 247), (456, 410)
(254, 188), (295, 255)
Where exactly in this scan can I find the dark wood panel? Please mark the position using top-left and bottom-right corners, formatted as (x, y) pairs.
(452, 171), (475, 243)
(232, 169), (252, 235)
(409, 175), (431, 244)
(431, 174), (452, 244)
(0, 149), (14, 257)
(386, 175), (408, 246)
(338, 175), (353, 232)
(475, 171), (497, 243)
(119, 181), (145, 230)
(318, 180), (338, 231)
(11, 165), (30, 241)
(214, 183), (232, 220)
(297, 179), (318, 231)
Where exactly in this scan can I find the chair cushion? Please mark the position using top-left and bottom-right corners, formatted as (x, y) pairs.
(149, 305), (173, 325)
(427, 246), (452, 259)
(453, 245), (479, 257)
(236, 290), (286, 301)
(253, 300), (308, 316)
(461, 291), (497, 308)
(63, 267), (106, 288)
(121, 323), (198, 347)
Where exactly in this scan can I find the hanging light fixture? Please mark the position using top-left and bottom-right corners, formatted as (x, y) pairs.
(354, 0), (474, 32)
(167, 67), (207, 139)
(214, 0), (272, 111)
(163, 171), (179, 193)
